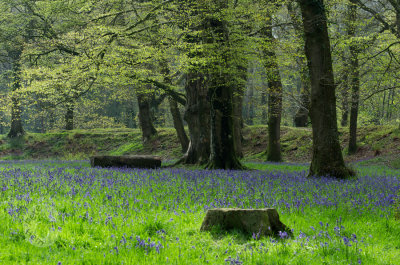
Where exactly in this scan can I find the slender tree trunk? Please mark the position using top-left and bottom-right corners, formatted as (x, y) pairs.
(382, 91), (386, 121)
(339, 51), (350, 127)
(294, 59), (311, 127)
(299, 0), (352, 178)
(390, 89), (395, 120)
(262, 16), (283, 162)
(137, 91), (157, 142)
(48, 109), (55, 131)
(125, 102), (136, 128)
(386, 89), (392, 120)
(8, 50), (24, 138)
(160, 57), (189, 153)
(348, 54), (359, 154)
(348, 2), (360, 155)
(244, 85), (255, 125)
(294, 90), (310, 127)
(288, 2), (310, 127)
(233, 66), (246, 158)
(341, 87), (349, 127)
(65, 101), (75, 130)
(169, 97), (189, 153)
(233, 90), (244, 158)
(260, 84), (268, 125)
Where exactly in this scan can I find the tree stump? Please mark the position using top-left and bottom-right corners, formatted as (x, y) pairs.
(90, 155), (162, 169)
(200, 208), (291, 238)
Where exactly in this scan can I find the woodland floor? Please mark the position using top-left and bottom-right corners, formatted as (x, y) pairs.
(0, 125), (399, 167)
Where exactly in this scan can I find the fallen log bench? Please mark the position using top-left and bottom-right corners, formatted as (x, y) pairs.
(90, 155), (162, 169)
(200, 208), (291, 238)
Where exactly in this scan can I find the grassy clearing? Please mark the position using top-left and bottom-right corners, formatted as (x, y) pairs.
(0, 125), (399, 164)
(0, 161), (399, 264)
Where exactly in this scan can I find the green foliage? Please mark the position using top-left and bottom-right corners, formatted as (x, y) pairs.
(0, 0), (397, 133)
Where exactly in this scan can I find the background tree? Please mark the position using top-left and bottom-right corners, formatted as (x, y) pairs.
(261, 11), (284, 162)
(298, 0), (353, 178)
(347, 1), (361, 154)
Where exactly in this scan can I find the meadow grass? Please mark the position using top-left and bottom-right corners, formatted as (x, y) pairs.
(0, 160), (399, 264)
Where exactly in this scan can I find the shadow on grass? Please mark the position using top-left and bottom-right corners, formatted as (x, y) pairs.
(8, 135), (25, 149)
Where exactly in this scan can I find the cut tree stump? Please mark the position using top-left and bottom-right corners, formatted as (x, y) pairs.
(200, 208), (291, 238)
(90, 155), (162, 169)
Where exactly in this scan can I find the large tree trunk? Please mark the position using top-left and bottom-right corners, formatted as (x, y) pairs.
(262, 17), (283, 162)
(347, 2), (360, 155)
(137, 91), (157, 142)
(205, 0), (243, 170)
(299, 0), (352, 178)
(183, 72), (211, 164)
(65, 101), (74, 130)
(169, 97), (189, 153)
(180, 1), (212, 165)
(208, 83), (243, 169)
(8, 50), (24, 138)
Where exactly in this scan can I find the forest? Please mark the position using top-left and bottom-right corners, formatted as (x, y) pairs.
(0, 0), (400, 264)
(0, 0), (399, 175)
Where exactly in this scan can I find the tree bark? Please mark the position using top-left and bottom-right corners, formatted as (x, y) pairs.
(260, 86), (268, 125)
(244, 85), (255, 125)
(7, 50), (24, 138)
(179, 1), (212, 165)
(137, 91), (157, 142)
(294, 90), (310, 127)
(208, 83), (243, 169)
(184, 70), (210, 164)
(340, 87), (349, 127)
(169, 97), (189, 153)
(294, 58), (311, 127)
(348, 2), (360, 155)
(339, 51), (350, 127)
(183, 72), (211, 164)
(233, 89), (244, 158)
(298, 0), (352, 178)
(205, 0), (243, 169)
(160, 57), (189, 153)
(287, 2), (310, 127)
(233, 65), (246, 158)
(262, 17), (283, 162)
(65, 101), (74, 130)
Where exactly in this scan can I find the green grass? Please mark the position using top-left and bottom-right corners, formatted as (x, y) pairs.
(0, 125), (399, 164)
(0, 160), (399, 264)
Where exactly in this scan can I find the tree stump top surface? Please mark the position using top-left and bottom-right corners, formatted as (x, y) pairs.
(200, 208), (290, 238)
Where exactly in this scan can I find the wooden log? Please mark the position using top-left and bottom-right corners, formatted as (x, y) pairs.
(90, 155), (162, 169)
